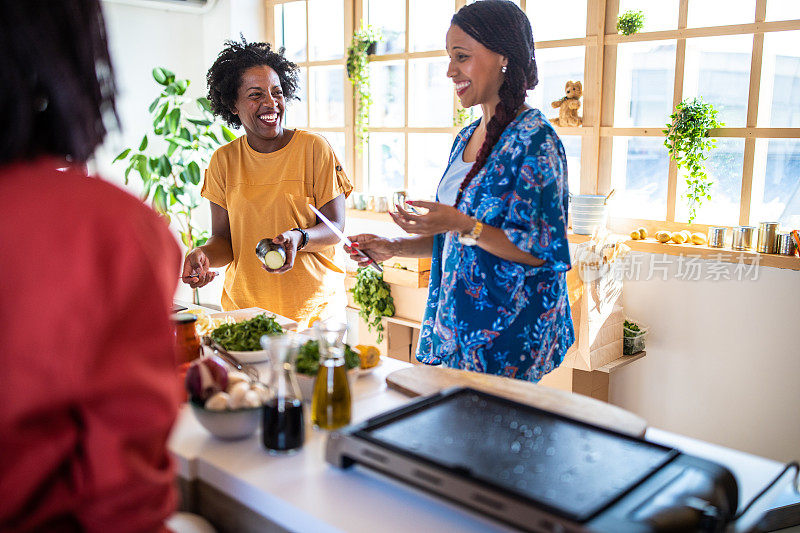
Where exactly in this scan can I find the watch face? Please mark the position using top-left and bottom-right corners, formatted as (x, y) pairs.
(458, 234), (477, 246)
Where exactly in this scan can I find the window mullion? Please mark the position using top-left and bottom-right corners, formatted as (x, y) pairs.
(739, 0), (767, 225)
(666, 0), (689, 222)
(404, 0), (410, 194)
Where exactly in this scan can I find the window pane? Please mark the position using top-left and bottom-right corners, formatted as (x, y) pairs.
(614, 40), (675, 127)
(526, 47), (585, 117)
(527, 0), (587, 42)
(367, 0), (405, 55)
(752, 139), (800, 228)
(758, 31), (800, 128)
(560, 135), (581, 196)
(369, 61), (405, 127)
(609, 137), (669, 220)
(618, 0), (678, 32)
(683, 35), (752, 128)
(274, 2), (306, 63)
(368, 133), (405, 194)
(309, 66), (344, 127)
(409, 58), (452, 127)
(308, 0), (343, 60)
(287, 67), (308, 128)
(319, 131), (347, 175)
(409, 0), (451, 52)
(688, 0), (755, 27)
(408, 133), (453, 201)
(767, 0), (800, 21)
(675, 138), (744, 225)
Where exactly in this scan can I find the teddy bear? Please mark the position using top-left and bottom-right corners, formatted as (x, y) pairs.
(550, 80), (583, 127)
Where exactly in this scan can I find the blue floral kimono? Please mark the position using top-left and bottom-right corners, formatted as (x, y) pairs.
(416, 108), (574, 382)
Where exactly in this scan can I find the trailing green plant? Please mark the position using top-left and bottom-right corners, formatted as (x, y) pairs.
(350, 267), (394, 344)
(453, 104), (476, 128)
(616, 10), (645, 36)
(113, 67), (237, 250)
(346, 23), (381, 151)
(663, 97), (723, 223)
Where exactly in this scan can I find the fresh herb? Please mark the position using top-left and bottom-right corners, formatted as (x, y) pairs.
(664, 97), (723, 223)
(346, 23), (382, 151)
(210, 314), (284, 351)
(351, 267), (395, 344)
(616, 10), (645, 36)
(295, 340), (360, 376)
(623, 319), (641, 338)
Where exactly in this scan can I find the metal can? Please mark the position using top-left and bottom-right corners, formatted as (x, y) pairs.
(776, 232), (797, 256)
(707, 227), (726, 248)
(731, 226), (756, 251)
(756, 222), (779, 254)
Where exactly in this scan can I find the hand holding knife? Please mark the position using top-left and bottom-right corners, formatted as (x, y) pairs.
(308, 204), (383, 273)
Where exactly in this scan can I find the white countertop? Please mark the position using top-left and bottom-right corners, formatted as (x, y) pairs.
(169, 355), (794, 532)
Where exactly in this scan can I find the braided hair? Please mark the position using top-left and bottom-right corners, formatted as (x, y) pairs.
(452, 0), (538, 205)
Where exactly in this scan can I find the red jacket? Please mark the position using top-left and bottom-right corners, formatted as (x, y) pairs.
(0, 158), (181, 532)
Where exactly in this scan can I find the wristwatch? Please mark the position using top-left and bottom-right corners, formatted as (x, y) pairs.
(458, 217), (484, 246)
(292, 227), (309, 250)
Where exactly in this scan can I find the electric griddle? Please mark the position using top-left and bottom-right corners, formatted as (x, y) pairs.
(326, 387), (739, 532)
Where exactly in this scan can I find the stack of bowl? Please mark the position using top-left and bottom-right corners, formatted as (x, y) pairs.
(571, 194), (608, 235)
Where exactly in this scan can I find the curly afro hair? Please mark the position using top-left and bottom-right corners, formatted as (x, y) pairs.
(206, 37), (299, 128)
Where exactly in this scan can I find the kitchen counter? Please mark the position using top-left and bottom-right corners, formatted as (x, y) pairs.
(169, 355), (794, 532)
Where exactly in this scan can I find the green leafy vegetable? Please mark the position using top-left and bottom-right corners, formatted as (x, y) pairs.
(210, 314), (284, 351)
(623, 319), (641, 338)
(616, 10), (645, 36)
(295, 340), (360, 376)
(350, 267), (394, 344)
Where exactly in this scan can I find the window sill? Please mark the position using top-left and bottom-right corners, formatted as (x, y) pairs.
(345, 211), (800, 271)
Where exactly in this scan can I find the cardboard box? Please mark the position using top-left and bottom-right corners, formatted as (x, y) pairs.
(382, 266), (430, 288)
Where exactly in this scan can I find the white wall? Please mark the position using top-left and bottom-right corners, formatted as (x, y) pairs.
(610, 253), (800, 463)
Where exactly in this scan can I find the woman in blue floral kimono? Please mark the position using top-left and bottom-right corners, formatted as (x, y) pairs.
(346, 0), (573, 382)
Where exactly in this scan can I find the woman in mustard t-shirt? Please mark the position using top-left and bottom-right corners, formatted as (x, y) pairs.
(181, 39), (352, 326)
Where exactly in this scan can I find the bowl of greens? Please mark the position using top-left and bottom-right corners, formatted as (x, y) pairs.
(294, 340), (361, 401)
(209, 313), (284, 363)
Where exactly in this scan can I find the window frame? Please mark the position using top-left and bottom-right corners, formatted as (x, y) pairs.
(264, 0), (800, 235)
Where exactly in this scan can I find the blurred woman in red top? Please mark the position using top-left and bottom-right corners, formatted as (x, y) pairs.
(0, 1), (181, 531)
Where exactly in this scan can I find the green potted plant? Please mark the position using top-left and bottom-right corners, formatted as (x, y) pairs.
(663, 97), (724, 223)
(350, 267), (394, 344)
(346, 23), (382, 151)
(617, 9), (645, 36)
(113, 67), (237, 302)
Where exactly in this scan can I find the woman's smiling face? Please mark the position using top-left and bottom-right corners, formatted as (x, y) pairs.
(446, 23), (507, 109)
(232, 65), (286, 143)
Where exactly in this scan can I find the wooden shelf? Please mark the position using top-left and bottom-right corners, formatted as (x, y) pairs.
(596, 351), (647, 374)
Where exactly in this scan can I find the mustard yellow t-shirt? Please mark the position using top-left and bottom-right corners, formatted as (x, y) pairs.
(201, 130), (352, 326)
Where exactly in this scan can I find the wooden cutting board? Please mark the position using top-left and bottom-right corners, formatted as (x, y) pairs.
(386, 365), (647, 437)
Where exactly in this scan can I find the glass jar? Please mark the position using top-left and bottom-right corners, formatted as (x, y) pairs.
(172, 312), (202, 364)
(260, 333), (304, 454)
(311, 321), (352, 430)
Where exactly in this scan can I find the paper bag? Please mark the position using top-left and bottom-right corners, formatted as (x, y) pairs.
(561, 234), (627, 371)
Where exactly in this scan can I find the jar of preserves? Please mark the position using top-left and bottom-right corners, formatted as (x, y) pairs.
(172, 312), (202, 365)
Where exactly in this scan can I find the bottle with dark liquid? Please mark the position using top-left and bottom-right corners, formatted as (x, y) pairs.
(311, 321), (351, 430)
(260, 334), (304, 455)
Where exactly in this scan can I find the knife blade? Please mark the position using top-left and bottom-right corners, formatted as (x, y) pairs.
(308, 204), (383, 273)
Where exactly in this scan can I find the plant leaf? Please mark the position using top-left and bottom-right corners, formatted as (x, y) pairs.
(187, 161), (201, 185)
(138, 135), (148, 151)
(152, 67), (168, 85)
(166, 108), (181, 134)
(153, 185), (168, 213)
(148, 96), (161, 113)
(221, 125), (237, 142)
(113, 148), (131, 163)
(196, 97), (212, 112)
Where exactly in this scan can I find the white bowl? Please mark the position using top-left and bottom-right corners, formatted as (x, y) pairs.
(570, 194), (607, 206)
(190, 401), (261, 440)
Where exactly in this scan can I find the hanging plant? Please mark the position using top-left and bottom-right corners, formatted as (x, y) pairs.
(617, 10), (645, 36)
(350, 267), (394, 344)
(663, 97), (724, 223)
(453, 104), (476, 128)
(346, 23), (382, 151)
